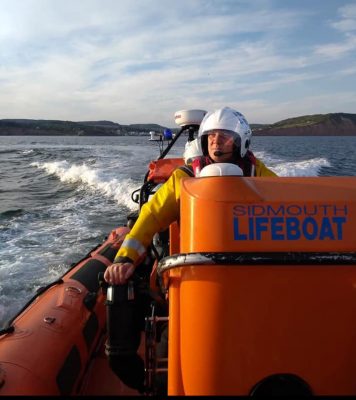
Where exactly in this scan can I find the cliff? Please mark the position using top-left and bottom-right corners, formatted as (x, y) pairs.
(253, 113), (356, 136)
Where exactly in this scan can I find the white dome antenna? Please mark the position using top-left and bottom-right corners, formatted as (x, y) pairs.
(174, 109), (207, 127)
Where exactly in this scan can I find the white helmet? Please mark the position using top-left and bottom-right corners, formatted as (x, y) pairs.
(183, 138), (202, 164)
(198, 107), (252, 158)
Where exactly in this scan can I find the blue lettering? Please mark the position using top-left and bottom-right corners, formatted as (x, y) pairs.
(248, 217), (254, 240)
(334, 205), (348, 216)
(233, 218), (247, 240)
(267, 205), (284, 216)
(304, 205), (318, 216)
(286, 205), (302, 216)
(286, 217), (300, 240)
(233, 205), (246, 217)
(271, 217), (284, 240)
(255, 217), (269, 240)
(302, 217), (318, 240)
(320, 205), (331, 216)
(319, 217), (335, 240)
(333, 216), (346, 239)
(250, 206), (265, 216)
(233, 215), (347, 241)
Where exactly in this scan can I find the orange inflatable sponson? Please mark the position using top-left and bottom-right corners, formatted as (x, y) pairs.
(162, 177), (356, 396)
(147, 158), (184, 183)
(0, 227), (129, 396)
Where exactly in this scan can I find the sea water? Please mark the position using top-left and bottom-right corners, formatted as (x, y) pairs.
(1, 135), (355, 327)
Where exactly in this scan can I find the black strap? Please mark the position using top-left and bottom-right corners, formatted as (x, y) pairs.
(178, 165), (194, 177)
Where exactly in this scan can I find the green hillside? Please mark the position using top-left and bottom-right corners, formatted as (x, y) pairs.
(269, 113), (356, 129)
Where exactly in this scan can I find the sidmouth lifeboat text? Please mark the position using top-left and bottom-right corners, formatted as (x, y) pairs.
(233, 204), (348, 241)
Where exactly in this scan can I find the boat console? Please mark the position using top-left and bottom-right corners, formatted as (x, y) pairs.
(158, 176), (356, 395)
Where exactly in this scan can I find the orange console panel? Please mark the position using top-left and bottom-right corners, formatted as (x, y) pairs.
(180, 176), (356, 253)
(163, 177), (356, 396)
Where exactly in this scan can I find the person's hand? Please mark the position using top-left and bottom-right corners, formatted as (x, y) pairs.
(104, 262), (135, 285)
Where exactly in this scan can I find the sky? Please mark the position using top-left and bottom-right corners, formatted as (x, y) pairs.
(0, 0), (355, 127)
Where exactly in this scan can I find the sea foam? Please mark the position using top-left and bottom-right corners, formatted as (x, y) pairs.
(31, 160), (138, 210)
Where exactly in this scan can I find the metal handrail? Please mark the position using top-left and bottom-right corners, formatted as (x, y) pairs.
(157, 251), (356, 276)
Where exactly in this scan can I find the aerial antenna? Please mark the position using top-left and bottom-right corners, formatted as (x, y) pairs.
(157, 110), (207, 160)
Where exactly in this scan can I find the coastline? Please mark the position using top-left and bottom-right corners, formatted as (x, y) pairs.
(1, 112), (356, 136)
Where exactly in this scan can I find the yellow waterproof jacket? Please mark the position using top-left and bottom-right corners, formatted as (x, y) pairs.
(115, 158), (277, 263)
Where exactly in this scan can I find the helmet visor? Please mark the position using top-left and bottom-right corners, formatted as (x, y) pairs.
(203, 129), (241, 146)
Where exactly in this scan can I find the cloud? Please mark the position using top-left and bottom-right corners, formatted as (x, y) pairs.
(244, 91), (356, 124)
(0, 1), (355, 126)
(314, 34), (356, 58)
(314, 3), (356, 58)
(331, 3), (356, 32)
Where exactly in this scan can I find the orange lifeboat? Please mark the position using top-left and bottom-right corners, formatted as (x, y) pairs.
(1, 169), (356, 396)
